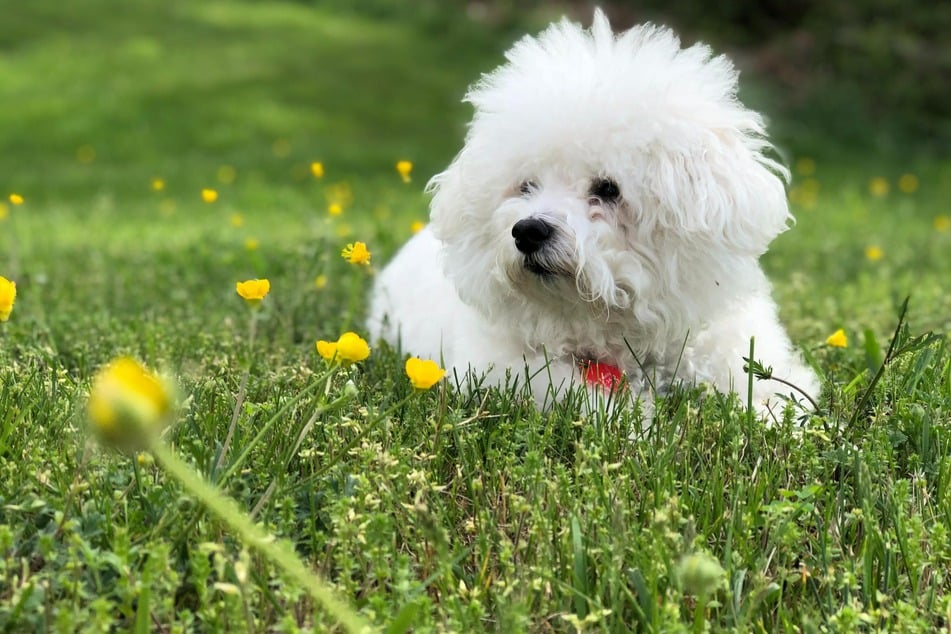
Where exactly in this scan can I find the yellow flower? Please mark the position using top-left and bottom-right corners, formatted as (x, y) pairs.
(826, 329), (848, 348)
(9, 193), (24, 205)
(151, 178), (166, 192)
(159, 199), (177, 216)
(396, 160), (413, 184)
(868, 177), (889, 197)
(244, 237), (259, 251)
(77, 145), (96, 164)
(217, 165), (237, 184)
(201, 188), (218, 203)
(229, 213), (245, 228)
(311, 162), (325, 179)
(328, 202), (343, 217)
(235, 279), (270, 306)
(865, 245), (883, 261)
(795, 157), (816, 176)
(341, 241), (371, 265)
(934, 215), (951, 232)
(336, 332), (370, 363)
(316, 339), (337, 361)
(314, 274), (328, 290)
(316, 332), (371, 365)
(0, 203), (8, 221)
(411, 220), (425, 234)
(0, 276), (16, 322)
(87, 357), (173, 451)
(405, 357), (446, 390)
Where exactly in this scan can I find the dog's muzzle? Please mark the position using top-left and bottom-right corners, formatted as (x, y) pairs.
(511, 217), (573, 277)
(511, 217), (553, 255)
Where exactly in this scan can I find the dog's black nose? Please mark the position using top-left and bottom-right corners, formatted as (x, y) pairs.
(511, 218), (553, 254)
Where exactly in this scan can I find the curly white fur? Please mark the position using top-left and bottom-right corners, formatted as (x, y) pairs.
(368, 11), (819, 416)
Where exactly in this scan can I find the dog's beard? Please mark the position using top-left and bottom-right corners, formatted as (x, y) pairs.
(521, 243), (575, 278)
(504, 234), (630, 314)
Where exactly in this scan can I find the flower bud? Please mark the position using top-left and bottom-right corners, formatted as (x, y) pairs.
(679, 552), (725, 597)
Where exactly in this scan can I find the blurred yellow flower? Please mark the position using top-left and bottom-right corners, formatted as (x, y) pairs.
(316, 340), (337, 361)
(316, 332), (370, 365)
(396, 160), (413, 184)
(795, 157), (816, 176)
(311, 162), (324, 179)
(0, 203), (8, 221)
(801, 178), (820, 195)
(341, 241), (371, 265)
(217, 165), (237, 184)
(87, 357), (173, 450)
(897, 173), (918, 194)
(373, 205), (391, 221)
(201, 188), (219, 203)
(868, 177), (889, 197)
(77, 145), (96, 164)
(235, 279), (270, 306)
(328, 202), (343, 217)
(314, 274), (328, 290)
(791, 177), (820, 210)
(411, 220), (425, 234)
(788, 186), (817, 210)
(865, 245), (883, 261)
(405, 357), (446, 390)
(9, 194), (24, 205)
(934, 215), (951, 232)
(159, 199), (177, 216)
(244, 238), (259, 251)
(151, 178), (166, 192)
(229, 213), (245, 228)
(0, 276), (16, 322)
(324, 182), (353, 207)
(826, 329), (848, 348)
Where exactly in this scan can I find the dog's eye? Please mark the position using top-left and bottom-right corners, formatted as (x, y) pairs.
(589, 178), (620, 203)
(518, 180), (537, 196)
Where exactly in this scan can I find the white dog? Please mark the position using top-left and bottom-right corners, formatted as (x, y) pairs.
(368, 10), (819, 416)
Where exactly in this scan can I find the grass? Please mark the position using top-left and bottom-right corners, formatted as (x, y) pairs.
(2, 0), (951, 631)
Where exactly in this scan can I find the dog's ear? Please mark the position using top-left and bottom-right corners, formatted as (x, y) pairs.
(426, 158), (468, 242)
(645, 132), (792, 255)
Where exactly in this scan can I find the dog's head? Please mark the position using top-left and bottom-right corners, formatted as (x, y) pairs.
(427, 11), (791, 349)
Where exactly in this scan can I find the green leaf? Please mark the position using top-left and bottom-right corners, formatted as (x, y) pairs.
(862, 328), (883, 377)
(385, 601), (420, 634)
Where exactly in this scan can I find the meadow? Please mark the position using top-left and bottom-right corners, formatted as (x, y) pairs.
(2, 1), (951, 631)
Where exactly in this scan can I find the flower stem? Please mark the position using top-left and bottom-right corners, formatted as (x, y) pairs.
(215, 309), (258, 474)
(746, 337), (755, 429)
(148, 440), (370, 633)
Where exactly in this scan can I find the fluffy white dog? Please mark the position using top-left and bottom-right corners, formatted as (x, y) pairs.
(368, 10), (819, 416)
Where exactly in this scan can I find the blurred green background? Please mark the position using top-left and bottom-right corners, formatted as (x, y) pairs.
(2, 0), (947, 205)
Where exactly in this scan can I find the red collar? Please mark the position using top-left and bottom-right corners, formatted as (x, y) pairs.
(580, 360), (624, 389)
